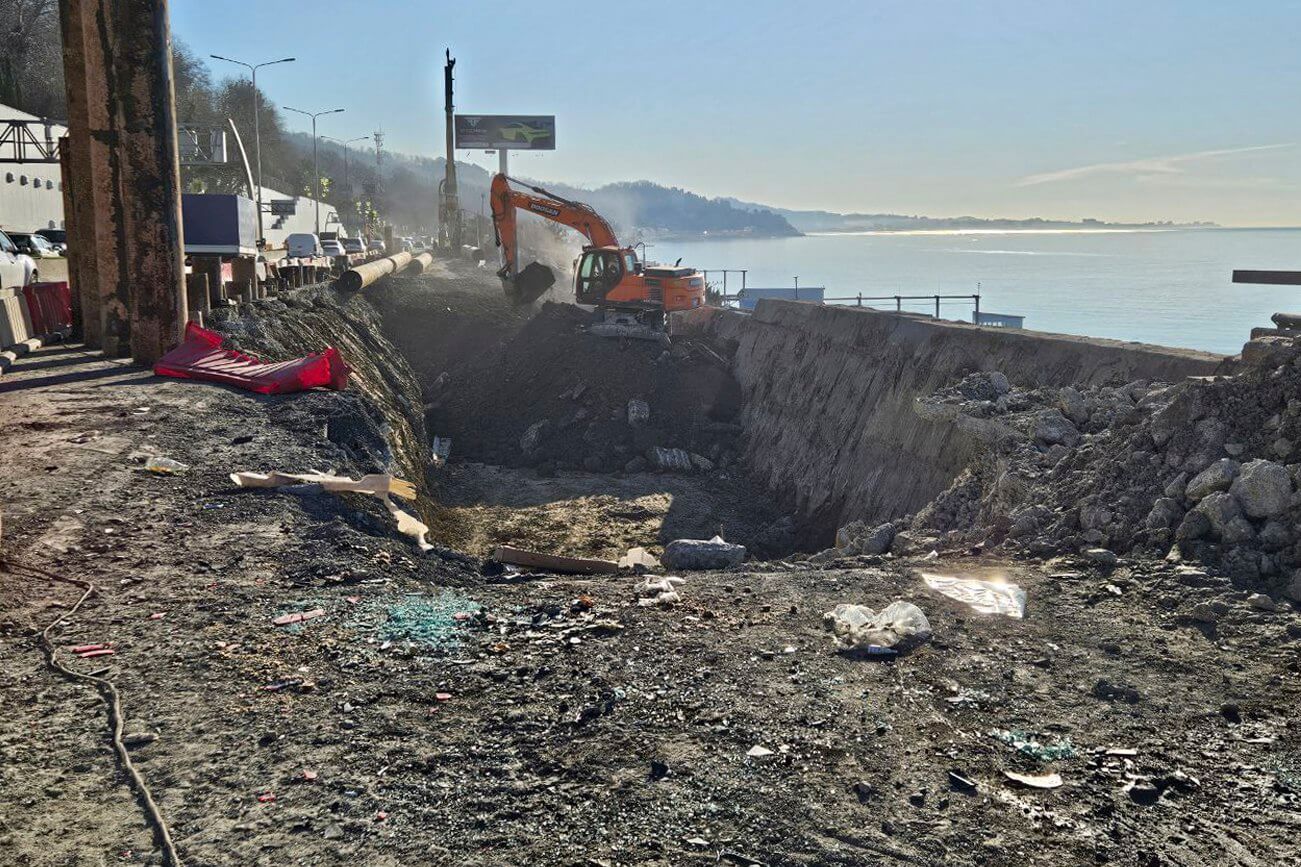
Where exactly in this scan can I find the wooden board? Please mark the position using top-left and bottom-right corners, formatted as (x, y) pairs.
(492, 546), (619, 575)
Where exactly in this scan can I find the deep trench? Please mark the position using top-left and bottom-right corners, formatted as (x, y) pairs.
(371, 268), (812, 562)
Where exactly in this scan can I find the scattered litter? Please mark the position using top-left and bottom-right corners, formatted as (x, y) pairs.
(256, 791), (276, 803)
(661, 536), (746, 571)
(231, 471), (415, 500)
(232, 470), (428, 550)
(155, 320), (348, 394)
(144, 457), (189, 475)
(921, 572), (1026, 618)
(618, 546), (660, 572)
(301, 770), (318, 782)
(370, 593), (479, 648)
(991, 729), (1077, 761)
(148, 612), (165, 620)
(1003, 770), (1063, 789)
(1103, 747), (1139, 757)
(948, 770), (978, 792)
(431, 436), (453, 467)
(68, 643), (108, 654)
(637, 575), (684, 607)
(435, 692), (453, 701)
(76, 648), (116, 659)
(492, 545), (619, 575)
(746, 745), (775, 758)
(824, 601), (932, 652)
(272, 609), (326, 627)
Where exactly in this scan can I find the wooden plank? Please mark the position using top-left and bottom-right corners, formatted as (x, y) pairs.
(1233, 270), (1301, 286)
(492, 546), (619, 575)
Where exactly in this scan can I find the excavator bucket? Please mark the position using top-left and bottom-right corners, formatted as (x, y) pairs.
(503, 261), (556, 306)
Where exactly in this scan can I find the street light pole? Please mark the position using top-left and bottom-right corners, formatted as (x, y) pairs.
(323, 135), (369, 198)
(284, 105), (344, 235)
(210, 54), (294, 245)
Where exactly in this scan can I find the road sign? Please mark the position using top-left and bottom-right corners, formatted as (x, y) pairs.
(455, 115), (555, 150)
(270, 199), (297, 216)
(177, 125), (227, 165)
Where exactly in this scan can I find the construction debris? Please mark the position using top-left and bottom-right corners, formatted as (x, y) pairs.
(823, 601), (932, 653)
(491, 546), (619, 575)
(661, 536), (746, 571)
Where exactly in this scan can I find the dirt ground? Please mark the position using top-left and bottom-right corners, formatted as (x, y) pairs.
(3, 336), (1301, 866)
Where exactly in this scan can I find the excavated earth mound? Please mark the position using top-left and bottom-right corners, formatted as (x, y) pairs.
(848, 346), (1301, 600)
(430, 302), (743, 473)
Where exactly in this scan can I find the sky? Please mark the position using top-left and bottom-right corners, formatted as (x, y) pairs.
(170, 0), (1301, 226)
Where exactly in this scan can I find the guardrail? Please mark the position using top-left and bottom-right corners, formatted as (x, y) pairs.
(824, 293), (981, 320)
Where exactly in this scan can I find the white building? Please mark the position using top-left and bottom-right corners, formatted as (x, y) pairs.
(0, 104), (66, 234)
(0, 101), (338, 250)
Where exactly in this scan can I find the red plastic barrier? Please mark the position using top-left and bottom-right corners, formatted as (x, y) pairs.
(154, 321), (349, 394)
(21, 282), (72, 336)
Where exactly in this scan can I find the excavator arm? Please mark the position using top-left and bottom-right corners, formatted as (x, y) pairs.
(490, 172), (620, 303)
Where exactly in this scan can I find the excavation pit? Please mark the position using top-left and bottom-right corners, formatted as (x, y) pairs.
(374, 262), (806, 562)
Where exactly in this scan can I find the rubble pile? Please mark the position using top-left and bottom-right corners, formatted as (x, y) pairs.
(845, 348), (1301, 597)
(430, 303), (744, 474)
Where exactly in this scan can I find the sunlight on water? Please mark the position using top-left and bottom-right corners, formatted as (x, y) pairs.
(672, 228), (1301, 355)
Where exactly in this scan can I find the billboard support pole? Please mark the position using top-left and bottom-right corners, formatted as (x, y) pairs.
(443, 49), (459, 249)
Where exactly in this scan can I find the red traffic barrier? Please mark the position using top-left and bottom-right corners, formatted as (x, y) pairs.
(154, 321), (349, 395)
(21, 282), (72, 336)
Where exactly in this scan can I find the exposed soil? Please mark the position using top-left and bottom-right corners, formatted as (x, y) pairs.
(3, 345), (1299, 866)
(429, 300), (743, 472)
(3, 267), (1300, 866)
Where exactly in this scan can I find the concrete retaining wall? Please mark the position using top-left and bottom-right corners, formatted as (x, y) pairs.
(678, 301), (1231, 540)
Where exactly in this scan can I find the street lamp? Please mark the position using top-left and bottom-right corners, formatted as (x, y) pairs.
(283, 105), (345, 234)
(322, 135), (369, 195)
(209, 54), (294, 244)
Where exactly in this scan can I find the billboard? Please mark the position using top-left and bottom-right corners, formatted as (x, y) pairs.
(455, 115), (555, 150)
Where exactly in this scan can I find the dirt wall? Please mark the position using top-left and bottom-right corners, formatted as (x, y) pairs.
(677, 300), (1231, 539)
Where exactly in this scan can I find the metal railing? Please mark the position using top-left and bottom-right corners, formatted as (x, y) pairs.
(824, 293), (981, 321)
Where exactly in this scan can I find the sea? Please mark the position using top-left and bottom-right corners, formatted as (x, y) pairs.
(669, 228), (1301, 356)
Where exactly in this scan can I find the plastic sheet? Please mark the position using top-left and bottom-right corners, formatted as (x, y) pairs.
(154, 321), (348, 394)
(921, 572), (1027, 618)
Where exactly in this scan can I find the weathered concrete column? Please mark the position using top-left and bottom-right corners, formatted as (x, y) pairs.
(59, 0), (188, 365)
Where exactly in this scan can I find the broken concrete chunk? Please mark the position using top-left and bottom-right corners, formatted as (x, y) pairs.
(1058, 386), (1090, 425)
(520, 420), (550, 455)
(627, 398), (650, 428)
(1185, 458), (1240, 502)
(836, 520), (896, 555)
(661, 536), (746, 571)
(1228, 459), (1293, 519)
(1194, 491), (1243, 540)
(1033, 409), (1080, 447)
(689, 453), (715, 472)
(647, 446), (693, 472)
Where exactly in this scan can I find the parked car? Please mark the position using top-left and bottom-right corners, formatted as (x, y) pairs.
(320, 239), (346, 256)
(285, 233), (322, 258)
(0, 229), (37, 289)
(8, 231), (59, 259)
(366, 239), (386, 254)
(400, 237), (415, 253)
(36, 228), (67, 253)
(341, 237), (365, 255)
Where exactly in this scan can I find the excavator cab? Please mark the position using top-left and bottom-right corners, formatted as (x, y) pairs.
(575, 247), (634, 305)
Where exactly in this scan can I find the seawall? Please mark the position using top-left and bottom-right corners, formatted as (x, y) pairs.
(678, 300), (1230, 540)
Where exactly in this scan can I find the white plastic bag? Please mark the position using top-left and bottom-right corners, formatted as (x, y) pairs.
(824, 601), (932, 652)
(921, 572), (1026, 618)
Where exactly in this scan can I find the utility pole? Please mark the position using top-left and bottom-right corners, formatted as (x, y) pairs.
(284, 105), (344, 234)
(443, 49), (460, 249)
(209, 54), (294, 245)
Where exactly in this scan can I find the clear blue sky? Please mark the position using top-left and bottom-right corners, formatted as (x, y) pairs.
(171, 0), (1301, 225)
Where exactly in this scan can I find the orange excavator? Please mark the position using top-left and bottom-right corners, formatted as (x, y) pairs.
(490, 173), (706, 337)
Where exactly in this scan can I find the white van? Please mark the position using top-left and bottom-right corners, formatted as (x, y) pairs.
(285, 233), (322, 258)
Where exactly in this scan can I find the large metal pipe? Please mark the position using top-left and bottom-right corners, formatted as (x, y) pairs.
(410, 251), (435, 274)
(337, 250), (414, 292)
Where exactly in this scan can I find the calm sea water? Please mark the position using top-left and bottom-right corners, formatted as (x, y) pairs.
(670, 228), (1301, 355)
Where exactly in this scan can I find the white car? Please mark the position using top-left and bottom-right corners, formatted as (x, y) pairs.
(366, 239), (386, 254)
(320, 239), (346, 256)
(341, 237), (365, 255)
(285, 232), (322, 258)
(0, 229), (37, 289)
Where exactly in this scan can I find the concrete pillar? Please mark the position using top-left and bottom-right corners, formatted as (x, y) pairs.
(186, 273), (209, 319)
(59, 0), (187, 365)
